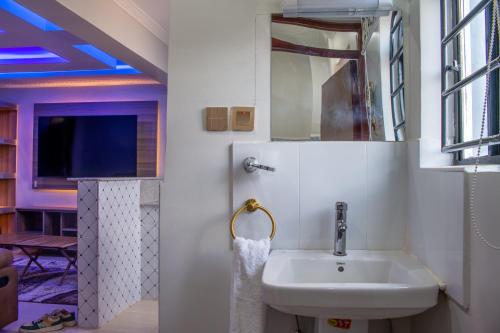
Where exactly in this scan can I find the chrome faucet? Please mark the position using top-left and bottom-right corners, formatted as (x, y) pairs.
(334, 202), (348, 256)
(243, 157), (276, 173)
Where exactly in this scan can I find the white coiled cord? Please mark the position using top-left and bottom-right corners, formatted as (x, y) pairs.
(470, 0), (500, 250)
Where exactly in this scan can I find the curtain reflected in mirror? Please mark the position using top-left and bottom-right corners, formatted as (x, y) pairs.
(271, 12), (406, 142)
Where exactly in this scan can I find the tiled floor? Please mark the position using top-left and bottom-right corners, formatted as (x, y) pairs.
(1, 301), (158, 333)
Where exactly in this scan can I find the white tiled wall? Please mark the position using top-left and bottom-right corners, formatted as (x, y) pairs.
(299, 143), (368, 249)
(365, 142), (408, 249)
(97, 181), (142, 324)
(77, 181), (100, 328)
(140, 180), (160, 300)
(232, 143), (300, 248)
(78, 180), (146, 328)
(232, 141), (407, 250)
(406, 140), (466, 306)
(141, 206), (159, 300)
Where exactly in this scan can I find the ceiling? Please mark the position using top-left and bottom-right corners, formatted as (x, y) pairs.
(114, 0), (169, 44)
(134, 0), (169, 30)
(0, 0), (162, 86)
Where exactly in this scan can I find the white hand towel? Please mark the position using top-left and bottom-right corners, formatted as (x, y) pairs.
(229, 237), (270, 333)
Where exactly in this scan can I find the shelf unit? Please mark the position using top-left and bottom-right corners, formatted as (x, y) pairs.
(0, 104), (17, 234)
(16, 207), (77, 237)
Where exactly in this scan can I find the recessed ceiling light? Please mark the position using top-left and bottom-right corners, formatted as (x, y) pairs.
(73, 44), (119, 68)
(0, 2), (143, 79)
(73, 44), (138, 72)
(0, 67), (141, 79)
(0, 46), (68, 65)
(0, 0), (63, 31)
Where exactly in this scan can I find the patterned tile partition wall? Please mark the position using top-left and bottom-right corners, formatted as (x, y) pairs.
(77, 180), (142, 328)
(141, 206), (159, 299)
(140, 180), (160, 300)
(98, 181), (141, 323)
(77, 181), (99, 328)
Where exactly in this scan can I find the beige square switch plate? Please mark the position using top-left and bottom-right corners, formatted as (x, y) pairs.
(231, 107), (255, 131)
(206, 107), (228, 131)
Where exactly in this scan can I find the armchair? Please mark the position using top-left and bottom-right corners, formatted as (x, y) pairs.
(0, 248), (18, 328)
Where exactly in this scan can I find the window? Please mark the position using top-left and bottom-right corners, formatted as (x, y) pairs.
(390, 11), (406, 141)
(441, 0), (500, 163)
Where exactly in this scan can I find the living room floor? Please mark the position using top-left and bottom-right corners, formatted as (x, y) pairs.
(1, 300), (158, 333)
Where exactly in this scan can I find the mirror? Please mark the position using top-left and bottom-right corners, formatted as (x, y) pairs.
(271, 11), (406, 141)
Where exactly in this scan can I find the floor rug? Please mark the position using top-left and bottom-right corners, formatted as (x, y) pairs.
(13, 255), (77, 305)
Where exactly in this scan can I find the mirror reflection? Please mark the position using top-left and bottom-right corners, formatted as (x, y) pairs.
(271, 12), (406, 142)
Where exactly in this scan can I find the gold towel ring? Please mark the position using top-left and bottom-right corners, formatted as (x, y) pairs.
(230, 199), (276, 240)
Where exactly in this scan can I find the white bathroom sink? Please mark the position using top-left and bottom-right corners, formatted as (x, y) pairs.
(262, 250), (440, 319)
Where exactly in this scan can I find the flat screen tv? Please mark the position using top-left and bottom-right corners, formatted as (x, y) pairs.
(37, 115), (138, 178)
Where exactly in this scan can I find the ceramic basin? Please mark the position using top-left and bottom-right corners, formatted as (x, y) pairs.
(262, 250), (440, 319)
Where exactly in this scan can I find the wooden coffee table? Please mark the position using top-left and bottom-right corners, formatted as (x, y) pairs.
(0, 234), (77, 285)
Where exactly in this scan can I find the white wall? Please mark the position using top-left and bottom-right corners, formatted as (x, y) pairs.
(309, 57), (331, 138)
(271, 52), (314, 140)
(406, 0), (500, 331)
(161, 0), (416, 332)
(232, 142), (408, 251)
(160, 0), (275, 332)
(365, 15), (393, 141)
(405, 0), (451, 166)
(410, 171), (500, 333)
(163, 0), (500, 332)
(407, 141), (467, 306)
(0, 85), (167, 208)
